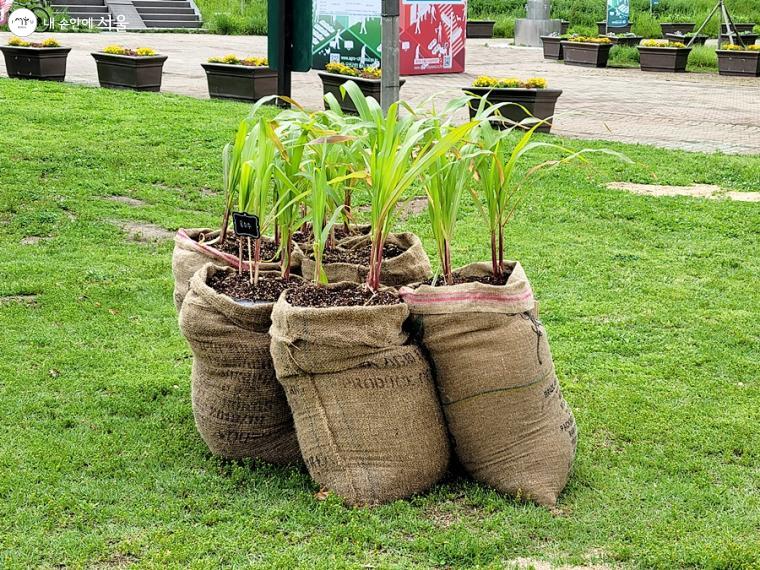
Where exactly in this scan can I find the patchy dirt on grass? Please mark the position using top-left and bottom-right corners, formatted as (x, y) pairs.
(106, 196), (147, 207)
(607, 182), (759, 202)
(20, 236), (51, 245)
(398, 196), (429, 220)
(112, 221), (174, 242)
(506, 557), (613, 570)
(0, 294), (38, 306)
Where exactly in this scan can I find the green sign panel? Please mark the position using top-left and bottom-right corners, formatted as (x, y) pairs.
(607, 0), (630, 28)
(268, 0), (314, 72)
(311, 1), (382, 70)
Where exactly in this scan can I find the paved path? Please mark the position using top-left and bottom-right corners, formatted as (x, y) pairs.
(3, 32), (760, 154)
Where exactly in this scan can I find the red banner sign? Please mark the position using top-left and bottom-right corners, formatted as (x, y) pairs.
(399, 0), (467, 75)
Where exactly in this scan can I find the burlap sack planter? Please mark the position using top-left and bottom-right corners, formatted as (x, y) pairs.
(269, 285), (449, 505)
(300, 232), (432, 287)
(172, 228), (302, 311)
(400, 262), (577, 507)
(179, 264), (302, 463)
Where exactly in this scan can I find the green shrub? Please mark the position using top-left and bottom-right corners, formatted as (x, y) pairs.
(608, 45), (640, 67)
(632, 12), (662, 38)
(493, 16), (515, 38)
(688, 45), (718, 70)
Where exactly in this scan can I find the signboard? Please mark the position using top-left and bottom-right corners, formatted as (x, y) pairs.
(606, 0), (630, 28)
(312, 0), (382, 70)
(311, 0), (466, 75)
(399, 0), (466, 75)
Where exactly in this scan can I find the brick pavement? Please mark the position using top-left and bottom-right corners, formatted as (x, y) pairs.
(2, 32), (759, 154)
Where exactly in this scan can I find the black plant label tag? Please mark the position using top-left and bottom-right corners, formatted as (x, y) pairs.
(232, 212), (260, 239)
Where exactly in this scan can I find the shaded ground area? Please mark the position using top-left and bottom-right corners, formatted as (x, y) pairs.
(2, 32), (759, 154)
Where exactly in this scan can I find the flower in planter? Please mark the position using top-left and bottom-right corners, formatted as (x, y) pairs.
(7, 36), (61, 48)
(641, 39), (686, 48)
(207, 54), (269, 66)
(723, 44), (760, 51)
(566, 36), (613, 44)
(101, 45), (158, 56)
(325, 62), (381, 79)
(472, 76), (548, 89)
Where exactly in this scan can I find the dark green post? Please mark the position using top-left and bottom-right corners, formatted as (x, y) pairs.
(268, 0), (313, 107)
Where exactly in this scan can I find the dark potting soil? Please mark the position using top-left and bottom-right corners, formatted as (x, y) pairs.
(293, 225), (370, 244)
(213, 237), (279, 260)
(314, 243), (405, 265)
(285, 283), (401, 308)
(209, 271), (298, 302)
(426, 269), (513, 287)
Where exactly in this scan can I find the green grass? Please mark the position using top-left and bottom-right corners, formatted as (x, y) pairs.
(1, 78), (759, 569)
(188, 0), (760, 37)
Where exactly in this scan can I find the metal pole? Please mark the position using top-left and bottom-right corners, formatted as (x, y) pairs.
(381, 0), (400, 113)
(277, 0), (292, 108)
(722, 0), (746, 48)
(687, 0), (721, 47)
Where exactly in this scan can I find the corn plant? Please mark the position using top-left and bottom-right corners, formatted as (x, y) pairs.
(470, 118), (630, 278)
(341, 81), (478, 291)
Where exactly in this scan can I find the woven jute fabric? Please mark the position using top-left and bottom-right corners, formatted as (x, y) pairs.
(269, 284), (449, 505)
(299, 232), (432, 287)
(179, 264), (302, 464)
(172, 229), (302, 311)
(400, 262), (577, 506)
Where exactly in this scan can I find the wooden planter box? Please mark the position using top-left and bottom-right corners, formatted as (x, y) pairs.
(660, 23), (695, 36)
(0, 46), (71, 81)
(637, 46), (691, 72)
(665, 33), (708, 46)
(318, 71), (405, 114)
(464, 87), (563, 134)
(597, 21), (631, 34)
(201, 63), (277, 102)
(721, 23), (756, 34)
(540, 36), (564, 60)
(560, 20), (569, 34)
(609, 35), (643, 47)
(467, 20), (496, 38)
(717, 49), (760, 77)
(92, 52), (168, 92)
(561, 41), (613, 67)
(719, 34), (758, 48)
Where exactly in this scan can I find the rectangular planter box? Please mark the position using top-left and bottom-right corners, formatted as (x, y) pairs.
(719, 34), (758, 47)
(609, 35), (643, 47)
(318, 71), (405, 114)
(92, 52), (168, 92)
(0, 46), (71, 81)
(597, 21), (631, 34)
(467, 20), (496, 39)
(665, 33), (708, 46)
(560, 20), (569, 34)
(660, 23), (695, 36)
(721, 23), (756, 34)
(464, 87), (563, 134)
(202, 63), (278, 102)
(717, 49), (760, 77)
(540, 36), (563, 60)
(637, 46), (691, 72)
(561, 41), (613, 68)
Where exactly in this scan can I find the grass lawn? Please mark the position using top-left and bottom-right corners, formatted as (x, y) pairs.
(1, 78), (759, 569)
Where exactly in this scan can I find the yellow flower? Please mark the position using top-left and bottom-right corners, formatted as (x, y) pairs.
(135, 47), (157, 57)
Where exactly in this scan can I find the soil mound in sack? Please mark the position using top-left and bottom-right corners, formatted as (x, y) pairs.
(172, 228), (302, 311)
(299, 232), (432, 288)
(400, 262), (577, 507)
(269, 283), (449, 505)
(179, 264), (302, 464)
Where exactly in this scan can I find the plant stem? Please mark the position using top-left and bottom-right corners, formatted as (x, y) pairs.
(282, 234), (292, 279)
(443, 239), (453, 285)
(498, 223), (504, 275)
(253, 238), (261, 285)
(220, 207), (231, 246)
(490, 230), (500, 278)
(367, 235), (385, 291)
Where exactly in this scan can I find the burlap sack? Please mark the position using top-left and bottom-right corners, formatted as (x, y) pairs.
(269, 285), (449, 505)
(172, 228), (302, 311)
(400, 262), (577, 507)
(300, 232), (432, 287)
(179, 263), (302, 464)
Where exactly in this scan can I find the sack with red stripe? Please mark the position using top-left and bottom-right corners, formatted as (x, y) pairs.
(400, 261), (577, 506)
(172, 228), (302, 311)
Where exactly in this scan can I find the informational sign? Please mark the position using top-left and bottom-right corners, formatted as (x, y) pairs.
(399, 0), (466, 75)
(312, 0), (466, 75)
(607, 0), (630, 28)
(312, 0), (382, 70)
